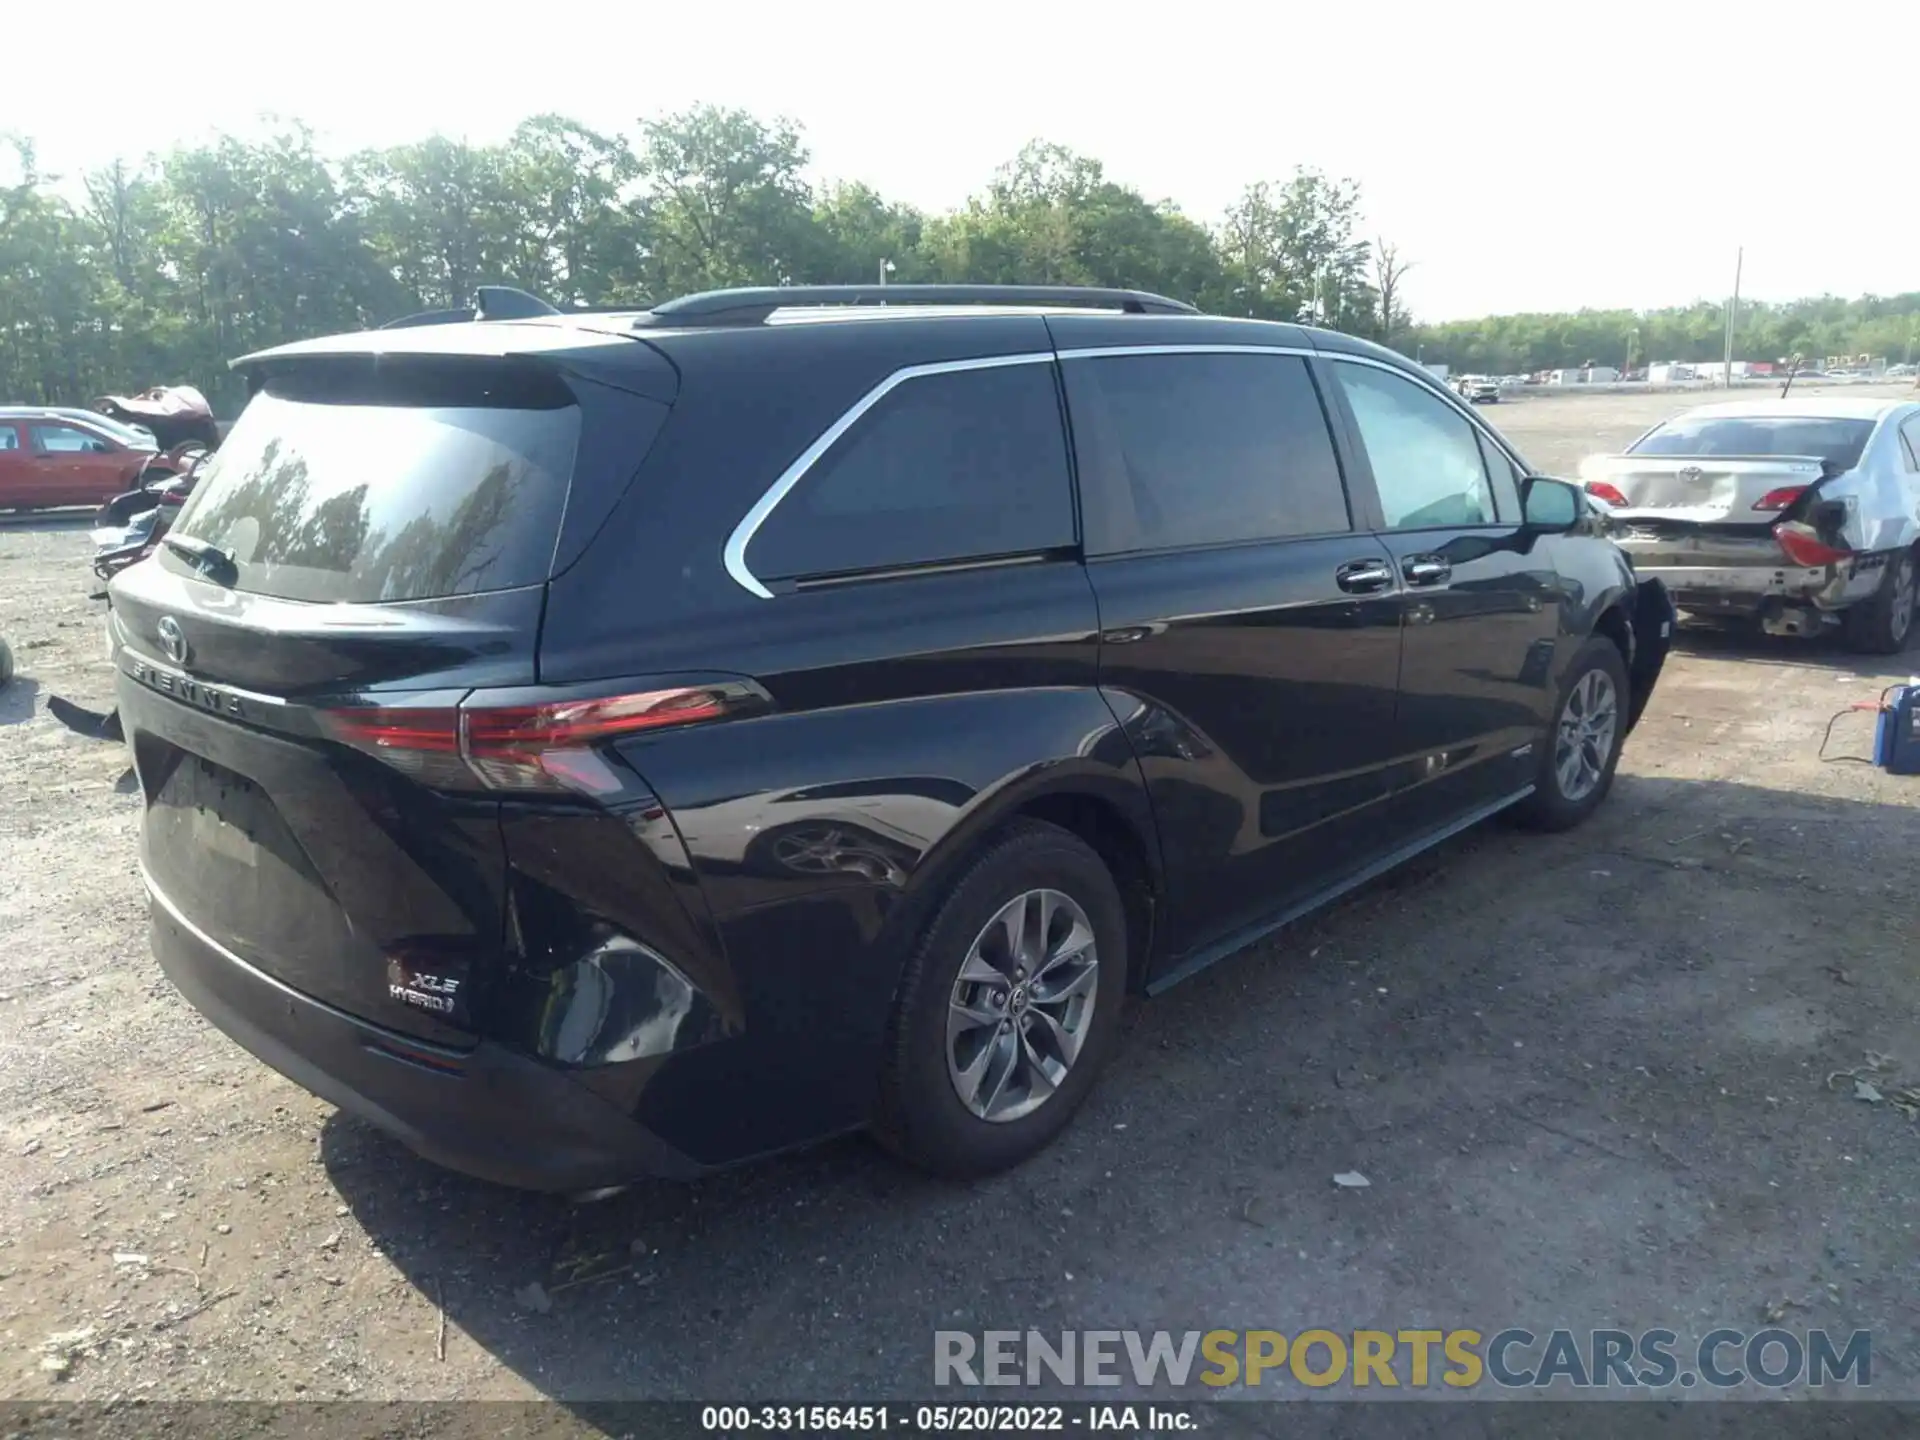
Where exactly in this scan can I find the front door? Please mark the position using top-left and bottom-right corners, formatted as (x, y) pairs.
(0, 423), (32, 507)
(1324, 357), (1561, 835)
(1057, 342), (1405, 968)
(29, 421), (130, 506)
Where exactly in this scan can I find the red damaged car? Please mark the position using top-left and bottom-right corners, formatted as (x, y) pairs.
(0, 406), (167, 512)
(0, 388), (218, 513)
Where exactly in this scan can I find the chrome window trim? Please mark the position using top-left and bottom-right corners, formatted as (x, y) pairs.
(793, 550), (1055, 591)
(1055, 343), (1531, 473)
(722, 351), (1056, 599)
(1053, 343), (1314, 360)
(722, 340), (1533, 599)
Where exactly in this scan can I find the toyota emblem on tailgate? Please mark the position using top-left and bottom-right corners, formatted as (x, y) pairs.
(1676, 466), (1704, 483)
(156, 616), (189, 666)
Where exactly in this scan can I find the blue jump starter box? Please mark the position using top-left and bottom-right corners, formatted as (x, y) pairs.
(1875, 684), (1920, 775)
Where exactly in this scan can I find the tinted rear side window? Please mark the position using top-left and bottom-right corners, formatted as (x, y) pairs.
(1627, 415), (1875, 470)
(745, 359), (1074, 583)
(1062, 352), (1349, 555)
(167, 378), (580, 603)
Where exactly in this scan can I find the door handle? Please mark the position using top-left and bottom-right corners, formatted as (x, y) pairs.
(1403, 556), (1453, 587)
(1335, 558), (1395, 594)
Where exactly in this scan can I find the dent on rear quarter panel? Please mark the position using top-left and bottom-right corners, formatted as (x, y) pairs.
(600, 687), (1155, 1166)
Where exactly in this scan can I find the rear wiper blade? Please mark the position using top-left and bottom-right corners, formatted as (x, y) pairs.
(160, 533), (237, 580)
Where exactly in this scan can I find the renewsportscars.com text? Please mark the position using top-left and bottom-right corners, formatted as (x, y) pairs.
(934, 1328), (1871, 1391)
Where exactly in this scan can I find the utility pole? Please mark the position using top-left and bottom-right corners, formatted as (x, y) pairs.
(878, 258), (894, 286)
(1722, 246), (1742, 388)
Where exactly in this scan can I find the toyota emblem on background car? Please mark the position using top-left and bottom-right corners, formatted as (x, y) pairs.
(1676, 466), (1704, 483)
(156, 616), (189, 667)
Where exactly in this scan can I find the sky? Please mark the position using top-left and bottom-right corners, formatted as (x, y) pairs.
(4, 0), (1913, 321)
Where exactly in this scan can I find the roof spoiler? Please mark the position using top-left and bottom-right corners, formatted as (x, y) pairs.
(637, 284), (1200, 328)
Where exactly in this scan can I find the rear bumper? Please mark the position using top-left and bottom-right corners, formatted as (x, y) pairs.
(1614, 532), (1880, 613)
(1626, 562), (1834, 610)
(147, 871), (703, 1192)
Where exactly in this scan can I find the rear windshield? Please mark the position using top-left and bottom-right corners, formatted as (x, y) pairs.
(1628, 415), (1874, 471)
(165, 381), (579, 603)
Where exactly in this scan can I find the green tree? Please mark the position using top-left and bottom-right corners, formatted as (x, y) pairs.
(921, 142), (1227, 303)
(633, 105), (819, 295)
(491, 116), (645, 305)
(814, 182), (928, 285)
(0, 138), (113, 403)
(1220, 169), (1372, 328)
(6, 103), (1919, 413)
(345, 134), (515, 315)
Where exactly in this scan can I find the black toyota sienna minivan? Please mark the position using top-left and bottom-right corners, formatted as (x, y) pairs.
(109, 285), (1672, 1192)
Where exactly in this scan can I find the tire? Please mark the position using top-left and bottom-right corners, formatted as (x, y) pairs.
(1512, 635), (1630, 832)
(1841, 547), (1917, 655)
(875, 820), (1127, 1178)
(0, 637), (12, 689)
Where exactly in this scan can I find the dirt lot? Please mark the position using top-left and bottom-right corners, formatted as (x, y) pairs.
(3, 384), (1919, 1408)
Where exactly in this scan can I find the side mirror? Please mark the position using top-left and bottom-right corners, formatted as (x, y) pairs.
(1521, 475), (1582, 533)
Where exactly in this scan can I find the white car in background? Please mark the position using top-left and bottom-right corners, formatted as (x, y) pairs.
(1580, 397), (1920, 651)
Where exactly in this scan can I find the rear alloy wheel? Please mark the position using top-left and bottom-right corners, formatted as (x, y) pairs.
(1842, 548), (1917, 655)
(945, 889), (1100, 1124)
(876, 821), (1126, 1177)
(1514, 636), (1630, 832)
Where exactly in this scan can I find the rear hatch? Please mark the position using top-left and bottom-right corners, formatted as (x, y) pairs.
(111, 348), (672, 1045)
(1578, 412), (1874, 529)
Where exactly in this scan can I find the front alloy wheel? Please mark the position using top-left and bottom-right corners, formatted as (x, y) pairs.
(1554, 668), (1619, 802)
(1513, 635), (1631, 832)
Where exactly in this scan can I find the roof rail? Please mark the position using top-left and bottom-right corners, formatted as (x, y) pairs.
(639, 284), (1200, 327)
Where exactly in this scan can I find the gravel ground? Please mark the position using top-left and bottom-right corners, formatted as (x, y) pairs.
(1, 384), (1917, 1409)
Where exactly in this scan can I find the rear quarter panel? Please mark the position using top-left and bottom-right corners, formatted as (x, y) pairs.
(1833, 414), (1920, 552)
(607, 680), (1157, 1166)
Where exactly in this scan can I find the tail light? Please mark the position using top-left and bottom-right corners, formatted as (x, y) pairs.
(1773, 522), (1850, 568)
(1584, 480), (1629, 507)
(322, 686), (749, 796)
(1751, 486), (1807, 512)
